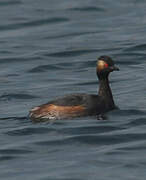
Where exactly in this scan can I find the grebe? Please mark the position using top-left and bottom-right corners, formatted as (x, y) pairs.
(29, 56), (119, 121)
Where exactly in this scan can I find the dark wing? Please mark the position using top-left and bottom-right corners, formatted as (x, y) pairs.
(50, 94), (83, 106)
(48, 93), (105, 115)
(49, 93), (93, 106)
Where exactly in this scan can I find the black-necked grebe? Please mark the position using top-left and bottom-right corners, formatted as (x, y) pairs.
(29, 56), (119, 121)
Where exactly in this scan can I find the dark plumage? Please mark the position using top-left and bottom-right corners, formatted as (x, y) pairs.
(29, 56), (119, 121)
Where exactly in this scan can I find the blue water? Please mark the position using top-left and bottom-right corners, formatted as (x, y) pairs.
(1, 0), (146, 179)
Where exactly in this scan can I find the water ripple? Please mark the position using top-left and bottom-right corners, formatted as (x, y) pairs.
(47, 49), (98, 57)
(1, 0), (146, 179)
(0, 55), (41, 64)
(124, 44), (146, 52)
(0, 17), (69, 31)
(70, 6), (104, 12)
(35, 133), (134, 147)
(60, 125), (124, 135)
(6, 127), (55, 136)
(28, 64), (61, 73)
(126, 118), (146, 127)
(0, 156), (16, 161)
(0, 149), (33, 155)
(45, 31), (97, 40)
(28, 60), (95, 73)
(0, 93), (37, 100)
(0, 0), (21, 6)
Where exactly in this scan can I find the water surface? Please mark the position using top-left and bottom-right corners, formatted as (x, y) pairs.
(1, 0), (146, 179)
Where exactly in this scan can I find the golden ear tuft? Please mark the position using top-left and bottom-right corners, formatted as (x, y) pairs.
(97, 60), (106, 70)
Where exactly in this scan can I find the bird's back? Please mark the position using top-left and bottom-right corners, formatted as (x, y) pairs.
(29, 93), (106, 121)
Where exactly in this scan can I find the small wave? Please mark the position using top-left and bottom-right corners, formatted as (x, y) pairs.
(125, 118), (146, 127)
(0, 17), (69, 31)
(0, 149), (33, 155)
(0, 55), (41, 64)
(45, 31), (97, 40)
(74, 80), (98, 86)
(47, 49), (97, 57)
(0, 156), (16, 161)
(0, 116), (27, 121)
(71, 6), (104, 12)
(0, 0), (21, 6)
(118, 142), (146, 151)
(114, 53), (144, 65)
(0, 93), (37, 100)
(124, 44), (146, 52)
(113, 109), (146, 116)
(28, 64), (61, 73)
(6, 127), (55, 136)
(28, 60), (93, 73)
(60, 125), (123, 135)
(35, 133), (129, 146)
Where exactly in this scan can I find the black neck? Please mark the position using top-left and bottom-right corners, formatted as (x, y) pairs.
(98, 75), (115, 109)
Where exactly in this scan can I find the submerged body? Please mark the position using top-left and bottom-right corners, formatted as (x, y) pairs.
(29, 56), (119, 121)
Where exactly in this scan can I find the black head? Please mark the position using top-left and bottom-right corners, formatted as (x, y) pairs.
(96, 55), (119, 78)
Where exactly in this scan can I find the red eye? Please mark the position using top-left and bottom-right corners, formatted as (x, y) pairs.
(104, 63), (108, 68)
